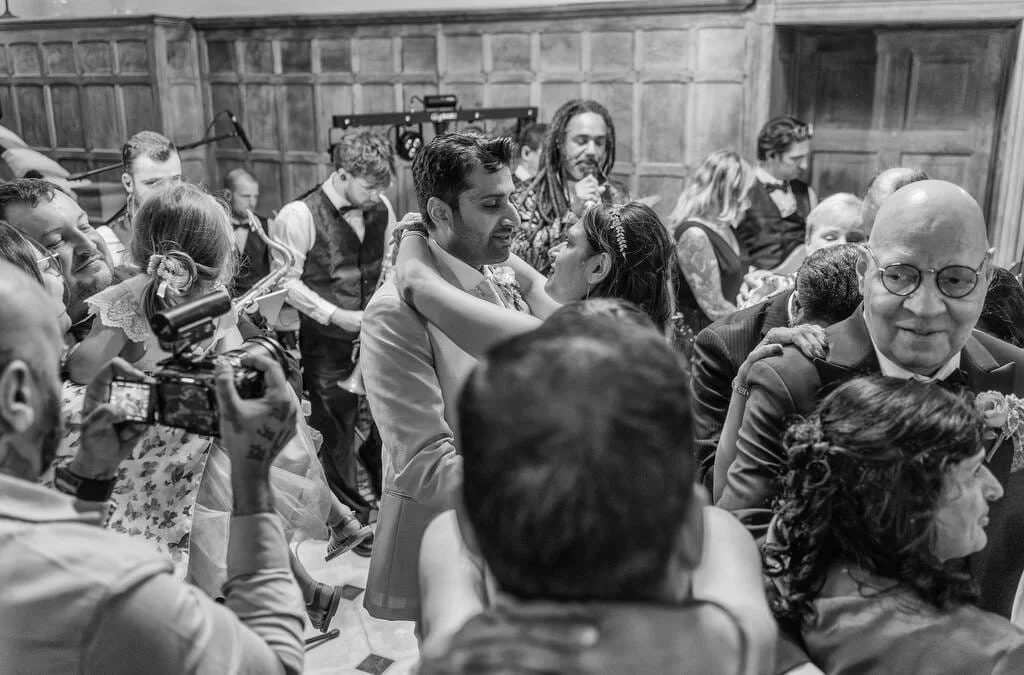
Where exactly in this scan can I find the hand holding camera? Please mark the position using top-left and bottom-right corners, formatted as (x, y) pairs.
(215, 352), (297, 515)
(75, 357), (150, 479)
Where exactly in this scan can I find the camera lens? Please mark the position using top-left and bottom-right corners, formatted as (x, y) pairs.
(221, 335), (293, 399)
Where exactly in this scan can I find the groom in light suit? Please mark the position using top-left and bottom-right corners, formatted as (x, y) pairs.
(360, 133), (529, 623)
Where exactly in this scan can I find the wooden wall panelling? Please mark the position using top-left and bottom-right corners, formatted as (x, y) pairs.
(197, 10), (757, 220)
(0, 19), (178, 179)
(153, 21), (208, 186)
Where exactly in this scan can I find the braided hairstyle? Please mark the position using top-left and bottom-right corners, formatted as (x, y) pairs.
(529, 99), (616, 228)
(764, 375), (983, 629)
(130, 183), (235, 323)
(581, 202), (675, 332)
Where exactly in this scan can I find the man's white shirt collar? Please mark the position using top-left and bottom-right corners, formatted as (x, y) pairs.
(514, 165), (533, 183)
(321, 178), (352, 212)
(757, 166), (786, 188)
(871, 338), (962, 382)
(428, 238), (485, 292)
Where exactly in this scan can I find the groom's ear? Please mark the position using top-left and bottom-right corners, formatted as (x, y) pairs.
(426, 196), (453, 232)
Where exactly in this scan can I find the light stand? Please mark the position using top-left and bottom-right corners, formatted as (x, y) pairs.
(1, 1), (16, 19)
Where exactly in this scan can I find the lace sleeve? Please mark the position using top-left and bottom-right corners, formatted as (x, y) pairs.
(85, 280), (153, 343)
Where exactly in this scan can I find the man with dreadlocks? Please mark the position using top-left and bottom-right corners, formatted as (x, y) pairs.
(511, 99), (629, 275)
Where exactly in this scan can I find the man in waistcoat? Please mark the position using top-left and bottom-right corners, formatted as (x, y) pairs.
(271, 132), (396, 550)
(223, 169), (271, 298)
(736, 116), (818, 271)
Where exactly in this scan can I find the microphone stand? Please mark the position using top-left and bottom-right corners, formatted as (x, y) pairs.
(67, 112), (248, 182)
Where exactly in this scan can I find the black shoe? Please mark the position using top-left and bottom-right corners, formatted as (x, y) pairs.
(352, 532), (374, 558)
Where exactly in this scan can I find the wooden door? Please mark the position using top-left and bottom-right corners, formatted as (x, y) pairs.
(790, 27), (1013, 215)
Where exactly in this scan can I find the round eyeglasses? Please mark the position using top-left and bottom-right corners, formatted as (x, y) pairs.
(864, 247), (993, 299)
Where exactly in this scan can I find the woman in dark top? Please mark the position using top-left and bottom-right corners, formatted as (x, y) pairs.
(668, 150), (756, 354)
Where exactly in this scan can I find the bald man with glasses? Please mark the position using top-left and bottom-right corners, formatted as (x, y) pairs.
(718, 180), (1024, 619)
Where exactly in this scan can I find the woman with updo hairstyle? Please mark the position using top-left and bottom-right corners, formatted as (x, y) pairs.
(389, 200), (676, 358)
(668, 150), (756, 355)
(765, 375), (1023, 673)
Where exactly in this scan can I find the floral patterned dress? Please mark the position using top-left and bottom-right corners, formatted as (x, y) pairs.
(69, 276), (331, 592)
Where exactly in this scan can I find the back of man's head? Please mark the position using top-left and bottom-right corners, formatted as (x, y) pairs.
(794, 243), (862, 326)
(458, 315), (697, 603)
(223, 168), (257, 192)
(517, 123), (548, 153)
(860, 167), (928, 234)
(331, 131), (395, 185)
(121, 130), (177, 173)
(412, 132), (516, 229)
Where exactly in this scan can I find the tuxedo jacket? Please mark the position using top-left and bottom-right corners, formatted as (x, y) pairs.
(359, 250), (524, 622)
(691, 291), (792, 490)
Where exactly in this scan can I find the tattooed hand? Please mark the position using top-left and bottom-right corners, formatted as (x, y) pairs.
(76, 357), (150, 479)
(215, 353), (297, 514)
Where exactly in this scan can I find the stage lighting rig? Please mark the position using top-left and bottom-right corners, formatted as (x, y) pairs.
(331, 95), (537, 161)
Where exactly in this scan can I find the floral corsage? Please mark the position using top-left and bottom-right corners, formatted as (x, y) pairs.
(975, 391), (1024, 473)
(489, 266), (529, 313)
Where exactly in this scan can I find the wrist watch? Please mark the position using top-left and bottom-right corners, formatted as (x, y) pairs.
(52, 456), (116, 502)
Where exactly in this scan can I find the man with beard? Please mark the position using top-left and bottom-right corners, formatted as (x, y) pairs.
(511, 99), (628, 274)
(360, 132), (532, 623)
(223, 168), (271, 298)
(0, 179), (114, 340)
(0, 261), (306, 673)
(271, 131), (397, 556)
(95, 131), (183, 266)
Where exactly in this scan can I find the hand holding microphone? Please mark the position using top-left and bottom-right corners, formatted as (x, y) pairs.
(571, 167), (607, 216)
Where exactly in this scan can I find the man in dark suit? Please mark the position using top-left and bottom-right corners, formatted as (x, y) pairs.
(719, 180), (1024, 618)
(224, 169), (271, 298)
(692, 244), (862, 491)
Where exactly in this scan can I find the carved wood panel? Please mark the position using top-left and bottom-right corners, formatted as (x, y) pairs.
(198, 12), (755, 220)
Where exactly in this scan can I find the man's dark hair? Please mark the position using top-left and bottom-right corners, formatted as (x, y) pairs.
(794, 243), (861, 326)
(516, 122), (549, 153)
(756, 115), (812, 161)
(458, 315), (696, 602)
(412, 132), (516, 229)
(0, 178), (67, 220)
(331, 131), (396, 186)
(979, 266), (1024, 348)
(530, 99), (617, 226)
(121, 130), (177, 173)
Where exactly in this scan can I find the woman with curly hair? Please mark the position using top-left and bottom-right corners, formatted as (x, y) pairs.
(765, 375), (1023, 673)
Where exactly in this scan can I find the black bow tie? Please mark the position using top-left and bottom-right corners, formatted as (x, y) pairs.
(939, 368), (969, 390)
(232, 220), (250, 230)
(764, 181), (790, 194)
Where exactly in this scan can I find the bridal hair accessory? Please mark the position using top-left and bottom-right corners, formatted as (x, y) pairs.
(974, 391), (1024, 472)
(607, 205), (628, 258)
(147, 253), (191, 299)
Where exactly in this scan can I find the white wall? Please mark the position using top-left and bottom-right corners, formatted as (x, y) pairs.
(15, 0), (635, 19)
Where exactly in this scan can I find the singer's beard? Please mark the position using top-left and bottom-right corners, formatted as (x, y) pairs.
(565, 157), (600, 182)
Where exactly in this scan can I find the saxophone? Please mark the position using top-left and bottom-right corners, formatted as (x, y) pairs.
(232, 209), (295, 317)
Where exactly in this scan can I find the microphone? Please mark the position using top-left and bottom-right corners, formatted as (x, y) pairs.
(226, 110), (253, 152)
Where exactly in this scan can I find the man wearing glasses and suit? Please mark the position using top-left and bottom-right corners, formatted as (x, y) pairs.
(718, 180), (1024, 620)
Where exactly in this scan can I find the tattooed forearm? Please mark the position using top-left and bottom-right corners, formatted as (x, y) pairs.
(677, 228), (737, 320)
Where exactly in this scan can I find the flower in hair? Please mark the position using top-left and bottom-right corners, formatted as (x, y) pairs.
(607, 205), (628, 258)
(146, 254), (190, 299)
(974, 391), (1024, 472)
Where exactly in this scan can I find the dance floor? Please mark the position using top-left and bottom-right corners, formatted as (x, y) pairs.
(295, 534), (419, 674)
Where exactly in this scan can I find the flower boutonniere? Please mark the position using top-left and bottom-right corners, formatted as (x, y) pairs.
(974, 391), (1024, 472)
(489, 265), (529, 313)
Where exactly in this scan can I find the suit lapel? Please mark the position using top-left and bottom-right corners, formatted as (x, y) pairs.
(813, 309), (878, 388)
(962, 332), (1017, 394)
(760, 289), (793, 336)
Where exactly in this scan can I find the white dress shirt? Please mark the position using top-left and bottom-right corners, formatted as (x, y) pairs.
(872, 340), (962, 382)
(269, 179), (396, 329)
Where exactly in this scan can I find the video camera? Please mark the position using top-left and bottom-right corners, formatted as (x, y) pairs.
(106, 289), (291, 436)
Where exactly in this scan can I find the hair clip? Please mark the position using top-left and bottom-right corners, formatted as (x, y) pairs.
(146, 253), (190, 299)
(607, 205), (628, 258)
